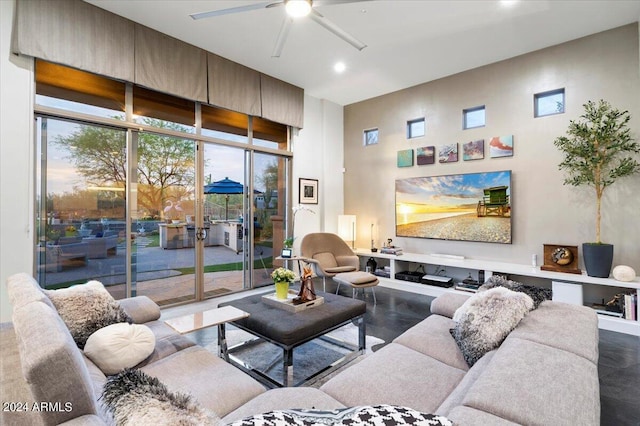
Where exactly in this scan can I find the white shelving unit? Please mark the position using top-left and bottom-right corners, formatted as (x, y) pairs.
(355, 248), (640, 336)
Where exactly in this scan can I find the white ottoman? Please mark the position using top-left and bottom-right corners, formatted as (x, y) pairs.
(333, 271), (379, 305)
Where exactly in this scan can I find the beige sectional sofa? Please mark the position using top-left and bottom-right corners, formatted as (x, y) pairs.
(2, 273), (600, 425)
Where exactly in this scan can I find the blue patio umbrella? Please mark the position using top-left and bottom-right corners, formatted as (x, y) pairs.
(204, 177), (244, 220)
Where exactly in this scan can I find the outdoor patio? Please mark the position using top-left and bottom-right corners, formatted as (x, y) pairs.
(40, 241), (275, 305)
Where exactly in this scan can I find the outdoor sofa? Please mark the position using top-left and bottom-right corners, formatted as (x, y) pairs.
(2, 273), (600, 425)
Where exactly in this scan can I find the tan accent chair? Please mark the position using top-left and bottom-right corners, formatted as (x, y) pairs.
(300, 232), (359, 291)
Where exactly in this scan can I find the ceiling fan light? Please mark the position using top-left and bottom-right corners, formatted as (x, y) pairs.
(285, 0), (312, 18)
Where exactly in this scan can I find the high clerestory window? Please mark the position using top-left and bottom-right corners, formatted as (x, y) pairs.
(534, 89), (565, 117)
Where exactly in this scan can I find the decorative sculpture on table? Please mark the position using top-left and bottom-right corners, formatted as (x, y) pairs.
(294, 264), (316, 304)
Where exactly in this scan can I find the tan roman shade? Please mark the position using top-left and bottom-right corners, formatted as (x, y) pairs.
(134, 24), (207, 103)
(12, 0), (135, 82)
(260, 74), (304, 129)
(13, 0), (304, 128)
(208, 54), (262, 117)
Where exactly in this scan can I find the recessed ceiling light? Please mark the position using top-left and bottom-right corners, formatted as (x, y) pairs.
(334, 62), (346, 73)
(500, 0), (519, 6)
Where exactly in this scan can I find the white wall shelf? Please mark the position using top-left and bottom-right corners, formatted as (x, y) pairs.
(355, 248), (639, 336)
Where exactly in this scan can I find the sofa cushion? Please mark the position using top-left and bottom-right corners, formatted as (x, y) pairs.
(446, 406), (520, 426)
(320, 343), (466, 413)
(102, 369), (221, 426)
(479, 275), (552, 309)
(507, 301), (599, 364)
(12, 302), (97, 425)
(429, 292), (470, 318)
(450, 287), (533, 366)
(228, 405), (453, 426)
(141, 346), (266, 417)
(223, 388), (346, 424)
(459, 337), (600, 426)
(393, 314), (469, 371)
(6, 272), (54, 310)
(84, 323), (155, 375)
(435, 351), (496, 417)
(116, 296), (161, 324)
(45, 280), (132, 349)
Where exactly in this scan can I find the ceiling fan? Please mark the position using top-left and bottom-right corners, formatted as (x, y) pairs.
(190, 0), (368, 57)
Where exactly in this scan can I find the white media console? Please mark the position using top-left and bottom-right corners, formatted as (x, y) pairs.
(355, 249), (640, 336)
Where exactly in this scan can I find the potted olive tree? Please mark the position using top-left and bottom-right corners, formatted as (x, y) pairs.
(554, 100), (639, 277)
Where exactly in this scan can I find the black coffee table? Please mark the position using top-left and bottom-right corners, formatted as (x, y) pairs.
(219, 291), (366, 387)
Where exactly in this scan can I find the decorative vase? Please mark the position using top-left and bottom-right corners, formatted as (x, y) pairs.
(583, 243), (614, 278)
(275, 281), (290, 299)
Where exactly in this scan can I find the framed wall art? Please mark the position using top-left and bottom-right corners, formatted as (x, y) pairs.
(463, 139), (484, 161)
(397, 149), (414, 167)
(299, 178), (318, 204)
(416, 146), (435, 165)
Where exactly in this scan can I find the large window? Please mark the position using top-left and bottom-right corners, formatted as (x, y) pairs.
(34, 60), (290, 305)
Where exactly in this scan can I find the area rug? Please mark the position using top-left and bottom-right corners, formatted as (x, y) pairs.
(206, 324), (384, 387)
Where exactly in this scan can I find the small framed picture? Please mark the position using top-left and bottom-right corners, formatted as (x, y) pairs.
(281, 248), (293, 258)
(299, 178), (318, 204)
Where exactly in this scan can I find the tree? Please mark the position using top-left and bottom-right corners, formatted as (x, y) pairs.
(54, 117), (195, 217)
(553, 100), (639, 243)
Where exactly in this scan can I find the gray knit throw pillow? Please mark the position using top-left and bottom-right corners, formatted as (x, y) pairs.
(45, 280), (132, 349)
(479, 275), (552, 309)
(451, 287), (534, 366)
(102, 369), (221, 426)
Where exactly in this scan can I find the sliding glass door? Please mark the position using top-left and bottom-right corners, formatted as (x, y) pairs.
(36, 117), (127, 299)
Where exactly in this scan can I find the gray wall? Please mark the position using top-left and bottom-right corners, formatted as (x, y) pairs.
(344, 24), (640, 272)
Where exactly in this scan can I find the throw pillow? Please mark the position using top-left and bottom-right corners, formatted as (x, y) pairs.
(84, 323), (155, 375)
(45, 280), (132, 349)
(102, 369), (221, 426)
(479, 275), (552, 309)
(450, 287), (534, 366)
(230, 405), (453, 426)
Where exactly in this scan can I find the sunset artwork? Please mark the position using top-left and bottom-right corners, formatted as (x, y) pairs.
(395, 170), (512, 243)
(489, 135), (514, 158)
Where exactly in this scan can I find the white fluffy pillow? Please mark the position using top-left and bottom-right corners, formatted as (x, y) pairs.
(84, 323), (155, 375)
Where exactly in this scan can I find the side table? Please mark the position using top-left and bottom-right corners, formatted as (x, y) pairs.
(164, 305), (249, 361)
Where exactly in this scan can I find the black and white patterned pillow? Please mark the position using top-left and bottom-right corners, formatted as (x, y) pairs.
(45, 280), (132, 349)
(230, 405), (452, 426)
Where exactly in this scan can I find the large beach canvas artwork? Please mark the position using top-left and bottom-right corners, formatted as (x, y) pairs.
(489, 135), (514, 158)
(395, 170), (512, 244)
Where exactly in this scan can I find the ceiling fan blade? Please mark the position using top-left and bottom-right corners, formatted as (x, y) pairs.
(272, 17), (293, 57)
(309, 9), (367, 51)
(312, 0), (371, 6)
(190, 2), (279, 20)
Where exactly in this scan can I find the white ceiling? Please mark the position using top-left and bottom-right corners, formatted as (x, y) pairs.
(85, 0), (640, 106)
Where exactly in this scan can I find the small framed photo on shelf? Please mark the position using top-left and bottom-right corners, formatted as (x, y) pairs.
(299, 178), (318, 204)
(281, 248), (293, 258)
